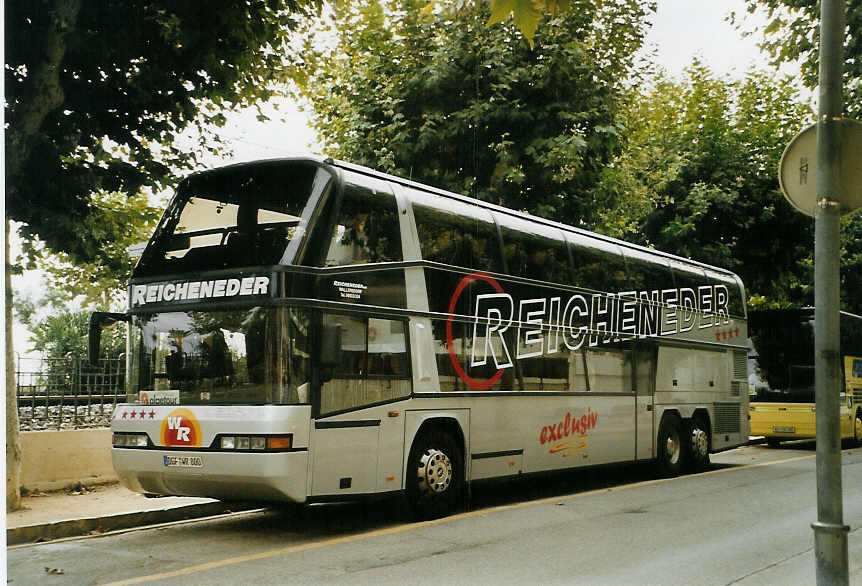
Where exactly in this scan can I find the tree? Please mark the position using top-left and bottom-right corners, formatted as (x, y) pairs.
(737, 0), (861, 118)
(20, 191), (159, 308)
(592, 64), (857, 310)
(297, 0), (653, 224)
(736, 0), (862, 313)
(5, 0), (311, 511)
(6, 1), (309, 269)
(16, 294), (125, 360)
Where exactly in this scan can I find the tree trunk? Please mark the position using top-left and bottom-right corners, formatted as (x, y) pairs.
(6, 0), (81, 188)
(6, 219), (22, 511)
(6, 0), (81, 511)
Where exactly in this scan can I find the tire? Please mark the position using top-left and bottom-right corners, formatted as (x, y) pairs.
(766, 438), (781, 448)
(657, 414), (686, 476)
(406, 429), (463, 520)
(686, 416), (711, 473)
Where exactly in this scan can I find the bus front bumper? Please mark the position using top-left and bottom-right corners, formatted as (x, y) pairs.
(112, 448), (309, 503)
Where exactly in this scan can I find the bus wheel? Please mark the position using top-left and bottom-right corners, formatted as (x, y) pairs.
(407, 429), (462, 520)
(687, 417), (710, 472)
(657, 415), (686, 476)
(766, 438), (781, 448)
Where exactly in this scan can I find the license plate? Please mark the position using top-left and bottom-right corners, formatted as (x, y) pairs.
(163, 455), (203, 468)
(773, 426), (796, 433)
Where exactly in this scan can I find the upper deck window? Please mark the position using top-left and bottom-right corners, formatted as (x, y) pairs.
(136, 161), (332, 276)
(321, 173), (402, 267)
(705, 269), (746, 318)
(568, 234), (629, 293)
(621, 247), (673, 294)
(496, 213), (570, 284)
(411, 189), (504, 273)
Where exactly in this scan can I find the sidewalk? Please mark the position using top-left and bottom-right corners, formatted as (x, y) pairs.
(6, 483), (256, 546)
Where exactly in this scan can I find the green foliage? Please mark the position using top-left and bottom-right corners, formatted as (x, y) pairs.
(736, 0), (862, 117)
(6, 0), (312, 273)
(842, 214), (862, 314)
(595, 64), (825, 309)
(732, 0), (862, 311)
(19, 190), (160, 305)
(297, 0), (653, 226)
(487, 0), (543, 46)
(485, 0), (604, 47)
(27, 308), (125, 360)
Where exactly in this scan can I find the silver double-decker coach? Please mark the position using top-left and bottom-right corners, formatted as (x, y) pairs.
(93, 157), (749, 518)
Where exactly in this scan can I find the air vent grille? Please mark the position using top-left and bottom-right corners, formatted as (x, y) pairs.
(733, 350), (747, 379)
(714, 403), (741, 433)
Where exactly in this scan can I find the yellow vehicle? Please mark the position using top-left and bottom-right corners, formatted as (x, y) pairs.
(748, 309), (862, 447)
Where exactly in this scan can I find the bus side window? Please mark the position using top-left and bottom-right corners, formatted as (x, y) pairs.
(429, 315), (593, 393)
(319, 313), (411, 415)
(621, 247), (673, 294)
(706, 270), (746, 318)
(410, 190), (504, 273)
(568, 235), (628, 294)
(496, 214), (570, 284)
(323, 176), (402, 267)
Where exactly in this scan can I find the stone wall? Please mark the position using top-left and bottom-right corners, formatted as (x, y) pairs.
(20, 429), (116, 491)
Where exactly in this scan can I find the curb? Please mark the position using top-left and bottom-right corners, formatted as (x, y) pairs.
(7, 502), (257, 546)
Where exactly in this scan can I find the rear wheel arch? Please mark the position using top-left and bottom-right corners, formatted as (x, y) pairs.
(656, 410), (686, 476)
(405, 417), (466, 519)
(686, 409), (712, 472)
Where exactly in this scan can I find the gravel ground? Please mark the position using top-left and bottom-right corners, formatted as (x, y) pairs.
(17, 404), (117, 431)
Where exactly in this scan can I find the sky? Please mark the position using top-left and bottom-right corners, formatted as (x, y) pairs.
(213, 0), (777, 165)
(643, 0), (770, 80)
(9, 0), (786, 359)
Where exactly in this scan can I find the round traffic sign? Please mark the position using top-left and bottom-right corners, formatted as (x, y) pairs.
(779, 119), (862, 217)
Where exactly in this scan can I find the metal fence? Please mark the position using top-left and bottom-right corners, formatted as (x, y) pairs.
(15, 355), (126, 430)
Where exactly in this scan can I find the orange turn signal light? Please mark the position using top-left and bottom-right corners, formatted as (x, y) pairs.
(266, 435), (293, 450)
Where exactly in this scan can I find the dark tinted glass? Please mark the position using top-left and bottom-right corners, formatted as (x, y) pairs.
(496, 213), (570, 284)
(669, 260), (707, 291)
(621, 247), (674, 293)
(323, 173), (401, 266)
(748, 309), (815, 400)
(706, 270), (746, 318)
(128, 307), (310, 406)
(319, 312), (411, 414)
(137, 162), (331, 276)
(568, 234), (629, 293)
(411, 190), (504, 274)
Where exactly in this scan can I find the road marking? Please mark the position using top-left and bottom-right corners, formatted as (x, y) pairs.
(100, 453), (816, 586)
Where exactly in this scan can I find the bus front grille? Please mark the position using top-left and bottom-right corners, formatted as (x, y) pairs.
(714, 403), (741, 434)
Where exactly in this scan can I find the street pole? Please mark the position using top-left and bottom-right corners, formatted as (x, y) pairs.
(811, 0), (848, 584)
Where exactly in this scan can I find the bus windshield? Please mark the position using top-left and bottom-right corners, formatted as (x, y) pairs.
(129, 307), (311, 406)
(135, 161), (334, 275)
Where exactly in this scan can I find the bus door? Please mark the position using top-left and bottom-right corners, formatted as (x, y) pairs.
(310, 313), (411, 497)
(635, 342), (657, 460)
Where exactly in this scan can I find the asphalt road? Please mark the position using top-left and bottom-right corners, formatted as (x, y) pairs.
(9, 441), (862, 586)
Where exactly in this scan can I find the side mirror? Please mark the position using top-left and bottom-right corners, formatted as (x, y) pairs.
(89, 312), (129, 366)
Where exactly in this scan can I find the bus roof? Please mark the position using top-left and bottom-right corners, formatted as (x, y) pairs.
(182, 155), (744, 284)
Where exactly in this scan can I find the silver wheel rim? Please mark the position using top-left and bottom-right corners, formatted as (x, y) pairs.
(417, 448), (452, 495)
(855, 417), (862, 442)
(691, 427), (708, 460)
